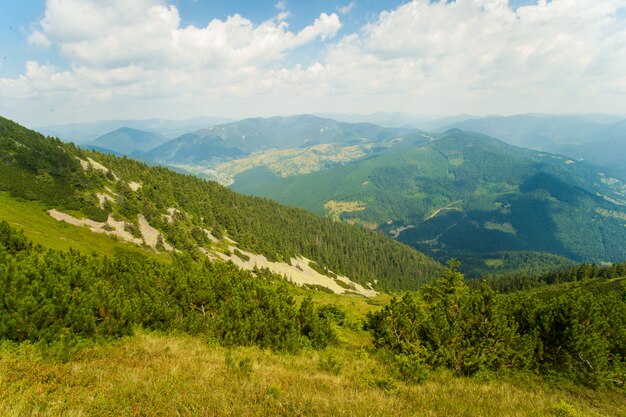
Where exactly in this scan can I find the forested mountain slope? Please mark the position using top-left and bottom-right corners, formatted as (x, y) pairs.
(0, 116), (441, 291)
(232, 130), (626, 267)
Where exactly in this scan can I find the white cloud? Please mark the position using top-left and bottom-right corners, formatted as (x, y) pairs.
(275, 1), (287, 11)
(33, 0), (340, 69)
(2, 0), (626, 126)
(27, 30), (51, 48)
(312, 0), (626, 115)
(337, 1), (356, 15)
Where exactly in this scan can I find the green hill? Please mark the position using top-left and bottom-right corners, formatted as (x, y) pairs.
(90, 127), (168, 155)
(231, 130), (626, 269)
(443, 114), (626, 180)
(0, 115), (441, 291)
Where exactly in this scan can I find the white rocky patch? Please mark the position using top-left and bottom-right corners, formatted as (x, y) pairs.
(202, 228), (220, 243)
(48, 209), (174, 251)
(48, 209), (142, 245)
(163, 207), (180, 223)
(389, 224), (415, 239)
(213, 245), (377, 297)
(138, 214), (173, 251)
(76, 157), (119, 180)
(96, 192), (116, 209)
(128, 181), (142, 191)
(87, 157), (110, 173)
(76, 157), (90, 170)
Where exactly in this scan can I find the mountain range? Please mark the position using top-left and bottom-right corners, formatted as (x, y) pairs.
(439, 115), (626, 178)
(230, 129), (626, 272)
(141, 115), (417, 164)
(39, 112), (626, 276)
(36, 116), (232, 144)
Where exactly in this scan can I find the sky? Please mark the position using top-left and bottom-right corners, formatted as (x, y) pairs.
(1, 0), (625, 127)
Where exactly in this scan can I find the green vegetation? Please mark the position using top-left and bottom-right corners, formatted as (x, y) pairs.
(3, 331), (625, 416)
(0, 221), (334, 353)
(0, 221), (624, 414)
(0, 115), (442, 290)
(233, 130), (626, 271)
(0, 192), (160, 259)
(476, 261), (626, 293)
(1, 251), (625, 415)
(367, 261), (626, 387)
(459, 251), (576, 278)
(2, 114), (626, 414)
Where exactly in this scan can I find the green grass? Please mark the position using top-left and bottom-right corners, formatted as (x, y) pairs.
(0, 192), (163, 260)
(484, 258), (505, 268)
(1, 331), (624, 417)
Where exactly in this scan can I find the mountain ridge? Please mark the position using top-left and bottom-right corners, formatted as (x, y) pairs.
(142, 114), (418, 165)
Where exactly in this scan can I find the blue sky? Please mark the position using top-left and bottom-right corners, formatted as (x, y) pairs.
(0, 1), (402, 77)
(1, 0), (625, 126)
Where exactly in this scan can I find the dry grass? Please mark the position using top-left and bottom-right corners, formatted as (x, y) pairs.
(1, 332), (624, 417)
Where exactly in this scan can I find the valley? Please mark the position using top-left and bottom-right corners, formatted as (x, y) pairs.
(3, 1), (626, 415)
(2, 113), (626, 415)
(228, 128), (626, 275)
(41, 112), (626, 277)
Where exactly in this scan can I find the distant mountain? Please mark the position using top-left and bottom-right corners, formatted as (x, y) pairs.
(314, 112), (478, 131)
(143, 114), (417, 165)
(314, 112), (431, 128)
(88, 127), (168, 155)
(440, 114), (626, 149)
(36, 116), (232, 144)
(232, 129), (626, 269)
(545, 121), (626, 179)
(91, 127), (167, 155)
(80, 145), (125, 156)
(440, 114), (626, 179)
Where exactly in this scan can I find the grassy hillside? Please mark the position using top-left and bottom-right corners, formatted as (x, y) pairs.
(3, 331), (625, 417)
(1, 241), (624, 415)
(0, 115), (442, 290)
(1, 218), (624, 415)
(232, 130), (626, 268)
(0, 192), (161, 260)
